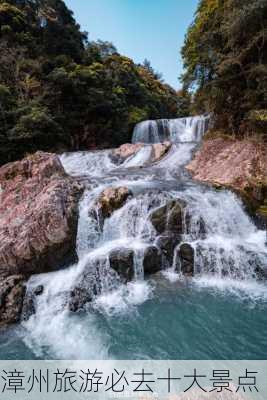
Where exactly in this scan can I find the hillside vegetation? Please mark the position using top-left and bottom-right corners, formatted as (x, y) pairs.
(0, 0), (180, 165)
(182, 0), (267, 138)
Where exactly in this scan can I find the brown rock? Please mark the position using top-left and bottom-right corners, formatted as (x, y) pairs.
(97, 187), (132, 218)
(186, 137), (267, 211)
(151, 141), (171, 163)
(111, 143), (144, 164)
(0, 151), (83, 277)
(111, 142), (171, 165)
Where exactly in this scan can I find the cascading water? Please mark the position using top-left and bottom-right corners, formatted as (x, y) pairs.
(132, 114), (210, 143)
(9, 115), (267, 360)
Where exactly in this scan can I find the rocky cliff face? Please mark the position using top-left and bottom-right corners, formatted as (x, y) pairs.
(186, 137), (267, 224)
(0, 151), (83, 325)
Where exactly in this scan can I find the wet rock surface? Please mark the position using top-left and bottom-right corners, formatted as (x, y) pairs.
(177, 243), (195, 276)
(69, 287), (94, 312)
(143, 246), (162, 275)
(150, 200), (186, 235)
(151, 142), (171, 163)
(21, 284), (45, 321)
(109, 248), (135, 282)
(97, 187), (132, 219)
(155, 234), (181, 266)
(111, 143), (144, 164)
(111, 142), (171, 165)
(0, 275), (26, 326)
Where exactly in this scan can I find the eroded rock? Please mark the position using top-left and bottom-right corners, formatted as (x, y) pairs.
(97, 187), (132, 219)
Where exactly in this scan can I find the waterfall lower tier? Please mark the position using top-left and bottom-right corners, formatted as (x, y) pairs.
(18, 114), (267, 360)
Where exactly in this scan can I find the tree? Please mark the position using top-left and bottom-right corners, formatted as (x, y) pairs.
(181, 0), (267, 136)
(142, 58), (163, 81)
(0, 0), (180, 165)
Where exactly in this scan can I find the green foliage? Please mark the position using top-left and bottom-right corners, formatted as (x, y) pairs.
(128, 107), (149, 125)
(182, 0), (267, 135)
(176, 89), (191, 117)
(8, 106), (63, 141)
(0, 0), (181, 165)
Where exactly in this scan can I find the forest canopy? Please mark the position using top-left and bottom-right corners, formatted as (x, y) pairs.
(0, 0), (180, 165)
(181, 0), (267, 137)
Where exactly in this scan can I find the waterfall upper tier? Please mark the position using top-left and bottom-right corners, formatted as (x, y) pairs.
(132, 115), (210, 144)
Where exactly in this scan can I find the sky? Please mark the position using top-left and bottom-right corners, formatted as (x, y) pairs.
(64, 0), (199, 89)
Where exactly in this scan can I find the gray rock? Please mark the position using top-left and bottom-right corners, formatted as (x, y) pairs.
(109, 248), (135, 282)
(0, 275), (26, 326)
(69, 287), (94, 312)
(178, 243), (195, 276)
(150, 200), (186, 235)
(143, 246), (162, 275)
(155, 234), (181, 266)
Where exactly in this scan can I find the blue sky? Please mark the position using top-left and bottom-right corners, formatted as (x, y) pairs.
(64, 0), (198, 89)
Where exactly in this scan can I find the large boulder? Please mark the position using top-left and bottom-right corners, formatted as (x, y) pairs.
(186, 137), (267, 217)
(109, 248), (135, 282)
(97, 187), (132, 219)
(143, 246), (162, 275)
(0, 275), (26, 326)
(0, 151), (83, 277)
(150, 200), (186, 235)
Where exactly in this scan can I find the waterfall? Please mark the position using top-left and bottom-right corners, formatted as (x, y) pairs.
(132, 115), (210, 143)
(21, 114), (267, 359)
